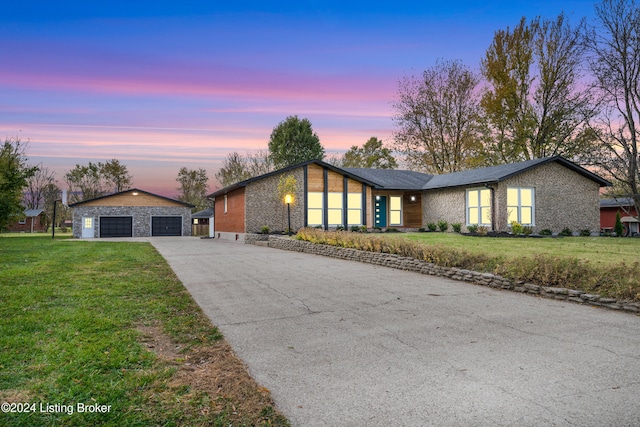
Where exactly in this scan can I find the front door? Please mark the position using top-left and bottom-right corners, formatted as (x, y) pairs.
(81, 216), (94, 239)
(375, 196), (387, 227)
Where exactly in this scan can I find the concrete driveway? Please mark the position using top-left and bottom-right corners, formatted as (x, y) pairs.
(149, 237), (640, 426)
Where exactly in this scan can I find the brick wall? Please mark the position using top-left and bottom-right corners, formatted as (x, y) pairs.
(214, 188), (246, 233)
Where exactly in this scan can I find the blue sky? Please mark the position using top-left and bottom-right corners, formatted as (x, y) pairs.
(1, 1), (596, 196)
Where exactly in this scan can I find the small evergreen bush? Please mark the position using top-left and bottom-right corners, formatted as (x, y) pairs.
(437, 220), (449, 232)
(452, 223), (462, 233)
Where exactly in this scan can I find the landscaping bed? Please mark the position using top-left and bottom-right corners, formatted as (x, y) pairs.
(293, 228), (640, 303)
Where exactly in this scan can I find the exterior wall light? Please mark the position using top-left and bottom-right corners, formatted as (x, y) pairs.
(285, 194), (293, 235)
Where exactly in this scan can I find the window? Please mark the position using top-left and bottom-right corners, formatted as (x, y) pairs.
(327, 192), (343, 226)
(18, 218), (26, 225)
(224, 195), (228, 213)
(83, 217), (93, 229)
(307, 192), (323, 226)
(507, 187), (535, 225)
(390, 196), (402, 226)
(347, 193), (362, 226)
(193, 219), (199, 224)
(467, 188), (492, 226)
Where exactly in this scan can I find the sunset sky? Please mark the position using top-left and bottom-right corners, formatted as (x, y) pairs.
(1, 1), (596, 197)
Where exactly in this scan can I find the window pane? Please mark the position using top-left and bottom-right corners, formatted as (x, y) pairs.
(390, 211), (401, 225)
(521, 207), (532, 225)
(348, 209), (362, 226)
(468, 207), (478, 224)
(521, 188), (533, 206)
(308, 192), (323, 209)
(507, 207), (518, 224)
(328, 192), (343, 208)
(307, 210), (323, 226)
(328, 209), (342, 225)
(468, 190), (479, 208)
(390, 196), (401, 210)
(347, 193), (362, 209)
(481, 207), (492, 225)
(480, 189), (491, 207)
(507, 188), (518, 206)
(84, 217), (93, 228)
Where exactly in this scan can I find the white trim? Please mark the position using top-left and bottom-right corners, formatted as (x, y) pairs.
(507, 187), (536, 226)
(466, 188), (492, 226)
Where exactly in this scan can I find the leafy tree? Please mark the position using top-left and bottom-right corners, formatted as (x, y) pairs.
(268, 116), (324, 169)
(584, 0), (640, 220)
(0, 137), (38, 231)
(481, 14), (595, 163)
(392, 59), (485, 173)
(341, 137), (398, 169)
(176, 167), (209, 211)
(101, 158), (133, 193)
(65, 159), (132, 203)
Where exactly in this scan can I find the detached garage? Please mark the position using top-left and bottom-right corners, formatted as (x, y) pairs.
(70, 188), (194, 239)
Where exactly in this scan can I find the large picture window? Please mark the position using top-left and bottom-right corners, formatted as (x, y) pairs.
(347, 193), (362, 226)
(307, 192), (323, 226)
(390, 196), (402, 226)
(467, 188), (491, 226)
(327, 192), (343, 226)
(507, 187), (534, 225)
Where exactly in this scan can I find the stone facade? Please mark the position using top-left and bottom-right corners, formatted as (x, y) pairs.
(495, 162), (601, 233)
(422, 188), (467, 231)
(72, 205), (192, 238)
(244, 168), (305, 233)
(422, 162), (601, 234)
(266, 236), (640, 314)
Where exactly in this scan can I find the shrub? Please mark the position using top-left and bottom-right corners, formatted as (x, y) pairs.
(539, 229), (553, 236)
(580, 229), (591, 237)
(614, 211), (624, 237)
(452, 223), (462, 233)
(418, 227), (426, 232)
(437, 220), (449, 232)
(260, 225), (270, 234)
(559, 227), (573, 237)
(466, 225), (478, 233)
(477, 226), (489, 236)
(427, 223), (437, 232)
(510, 221), (523, 235)
(386, 227), (400, 233)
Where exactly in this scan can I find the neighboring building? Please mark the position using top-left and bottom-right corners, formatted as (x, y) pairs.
(600, 198), (639, 236)
(69, 188), (194, 238)
(5, 209), (47, 233)
(208, 156), (610, 240)
(191, 207), (213, 236)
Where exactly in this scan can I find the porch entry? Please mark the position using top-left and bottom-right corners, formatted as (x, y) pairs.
(375, 196), (387, 227)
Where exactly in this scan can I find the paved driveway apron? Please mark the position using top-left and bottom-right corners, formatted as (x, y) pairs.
(149, 237), (640, 427)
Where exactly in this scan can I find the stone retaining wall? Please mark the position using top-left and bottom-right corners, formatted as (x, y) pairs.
(266, 236), (640, 314)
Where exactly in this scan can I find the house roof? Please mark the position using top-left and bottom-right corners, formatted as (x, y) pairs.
(343, 168), (432, 190)
(422, 156), (611, 190)
(208, 156), (610, 198)
(68, 188), (195, 208)
(600, 197), (635, 208)
(24, 209), (44, 217)
(208, 159), (382, 198)
(192, 207), (213, 218)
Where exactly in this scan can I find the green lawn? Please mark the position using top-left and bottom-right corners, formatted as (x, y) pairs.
(403, 232), (640, 268)
(0, 236), (287, 426)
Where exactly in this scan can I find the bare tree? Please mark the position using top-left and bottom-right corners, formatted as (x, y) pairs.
(392, 59), (484, 173)
(24, 165), (56, 209)
(584, 0), (640, 217)
(215, 152), (251, 187)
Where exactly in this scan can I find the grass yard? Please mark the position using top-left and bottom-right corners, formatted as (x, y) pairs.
(0, 236), (288, 426)
(403, 232), (640, 268)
